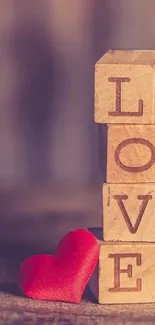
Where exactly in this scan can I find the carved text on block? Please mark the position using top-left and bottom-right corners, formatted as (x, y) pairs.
(113, 194), (152, 234)
(109, 253), (142, 292)
(108, 77), (143, 117)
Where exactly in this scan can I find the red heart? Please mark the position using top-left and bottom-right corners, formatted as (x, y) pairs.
(18, 229), (99, 303)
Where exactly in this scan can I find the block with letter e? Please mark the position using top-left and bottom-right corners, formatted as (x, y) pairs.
(89, 238), (155, 304)
(95, 50), (155, 124)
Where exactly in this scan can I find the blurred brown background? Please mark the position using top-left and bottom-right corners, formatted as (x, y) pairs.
(1, 0), (155, 251)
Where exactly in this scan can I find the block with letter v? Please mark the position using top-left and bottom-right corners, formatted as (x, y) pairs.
(103, 183), (155, 241)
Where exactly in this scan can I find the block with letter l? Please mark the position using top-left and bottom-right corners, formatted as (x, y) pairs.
(89, 237), (155, 304)
(95, 50), (155, 124)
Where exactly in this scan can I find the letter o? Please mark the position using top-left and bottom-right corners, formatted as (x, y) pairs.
(114, 138), (155, 172)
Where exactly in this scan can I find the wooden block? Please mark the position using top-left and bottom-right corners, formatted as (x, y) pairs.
(107, 124), (155, 183)
(95, 50), (155, 124)
(89, 236), (155, 304)
(103, 183), (155, 241)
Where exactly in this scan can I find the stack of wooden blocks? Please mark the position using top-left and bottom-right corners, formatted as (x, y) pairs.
(90, 50), (155, 304)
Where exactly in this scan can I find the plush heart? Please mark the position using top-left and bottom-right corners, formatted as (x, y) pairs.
(18, 229), (99, 303)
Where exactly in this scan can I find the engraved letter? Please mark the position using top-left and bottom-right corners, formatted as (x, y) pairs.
(113, 194), (152, 234)
(108, 77), (143, 116)
(109, 253), (142, 292)
(115, 138), (155, 172)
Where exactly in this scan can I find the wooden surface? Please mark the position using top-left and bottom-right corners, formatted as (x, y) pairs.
(90, 239), (155, 305)
(103, 183), (155, 241)
(106, 124), (155, 183)
(95, 50), (155, 124)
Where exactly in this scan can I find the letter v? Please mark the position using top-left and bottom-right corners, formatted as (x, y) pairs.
(113, 194), (152, 234)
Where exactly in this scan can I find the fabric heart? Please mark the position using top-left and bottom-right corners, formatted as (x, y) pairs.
(18, 229), (99, 303)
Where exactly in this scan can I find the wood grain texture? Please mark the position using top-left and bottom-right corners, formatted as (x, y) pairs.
(103, 183), (155, 242)
(89, 239), (155, 304)
(106, 124), (155, 183)
(95, 50), (155, 124)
